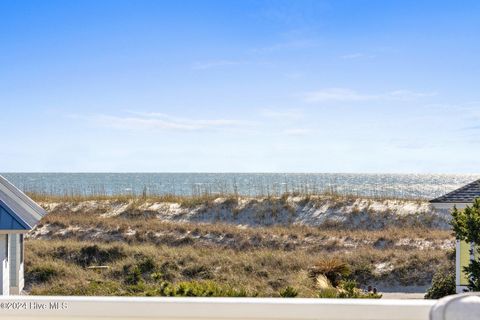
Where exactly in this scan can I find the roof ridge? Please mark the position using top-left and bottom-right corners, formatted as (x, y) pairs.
(0, 175), (45, 215)
(0, 175), (46, 229)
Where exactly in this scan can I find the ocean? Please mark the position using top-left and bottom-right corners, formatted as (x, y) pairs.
(1, 173), (479, 199)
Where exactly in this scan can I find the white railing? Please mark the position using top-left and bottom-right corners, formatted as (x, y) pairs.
(0, 296), (436, 320)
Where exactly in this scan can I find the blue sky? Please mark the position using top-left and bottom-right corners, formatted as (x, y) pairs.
(1, 0), (479, 173)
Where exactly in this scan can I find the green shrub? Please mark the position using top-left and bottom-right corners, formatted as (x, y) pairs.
(181, 265), (213, 279)
(124, 266), (142, 285)
(318, 290), (339, 298)
(82, 280), (123, 295)
(279, 286), (298, 298)
(26, 265), (60, 283)
(337, 280), (381, 298)
(425, 269), (455, 299)
(31, 280), (123, 296)
(137, 257), (157, 274)
(173, 281), (217, 297)
(162, 280), (251, 297)
(151, 272), (165, 282)
(54, 245), (126, 267)
(318, 280), (381, 299)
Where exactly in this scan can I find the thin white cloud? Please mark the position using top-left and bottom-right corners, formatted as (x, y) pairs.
(303, 88), (437, 103)
(89, 112), (252, 131)
(388, 90), (437, 100)
(304, 88), (377, 102)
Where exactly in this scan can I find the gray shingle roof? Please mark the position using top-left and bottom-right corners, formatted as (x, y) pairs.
(0, 175), (46, 229)
(430, 179), (480, 203)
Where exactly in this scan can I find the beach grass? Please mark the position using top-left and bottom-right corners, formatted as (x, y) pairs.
(25, 237), (451, 297)
(23, 193), (452, 296)
(27, 189), (426, 205)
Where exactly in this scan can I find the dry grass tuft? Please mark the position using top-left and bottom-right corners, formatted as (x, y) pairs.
(309, 258), (351, 286)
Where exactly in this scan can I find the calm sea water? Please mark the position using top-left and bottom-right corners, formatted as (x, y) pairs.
(1, 173), (479, 199)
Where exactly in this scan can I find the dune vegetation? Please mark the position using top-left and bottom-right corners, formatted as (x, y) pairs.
(24, 193), (454, 297)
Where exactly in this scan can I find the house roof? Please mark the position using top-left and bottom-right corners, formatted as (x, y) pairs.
(0, 175), (46, 230)
(430, 179), (480, 204)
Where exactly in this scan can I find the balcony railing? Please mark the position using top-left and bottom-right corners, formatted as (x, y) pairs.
(0, 296), (436, 320)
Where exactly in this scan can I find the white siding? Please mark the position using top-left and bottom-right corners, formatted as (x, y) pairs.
(9, 234), (17, 289)
(18, 258), (24, 294)
(9, 234), (23, 295)
(0, 235), (9, 295)
(18, 234), (24, 293)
